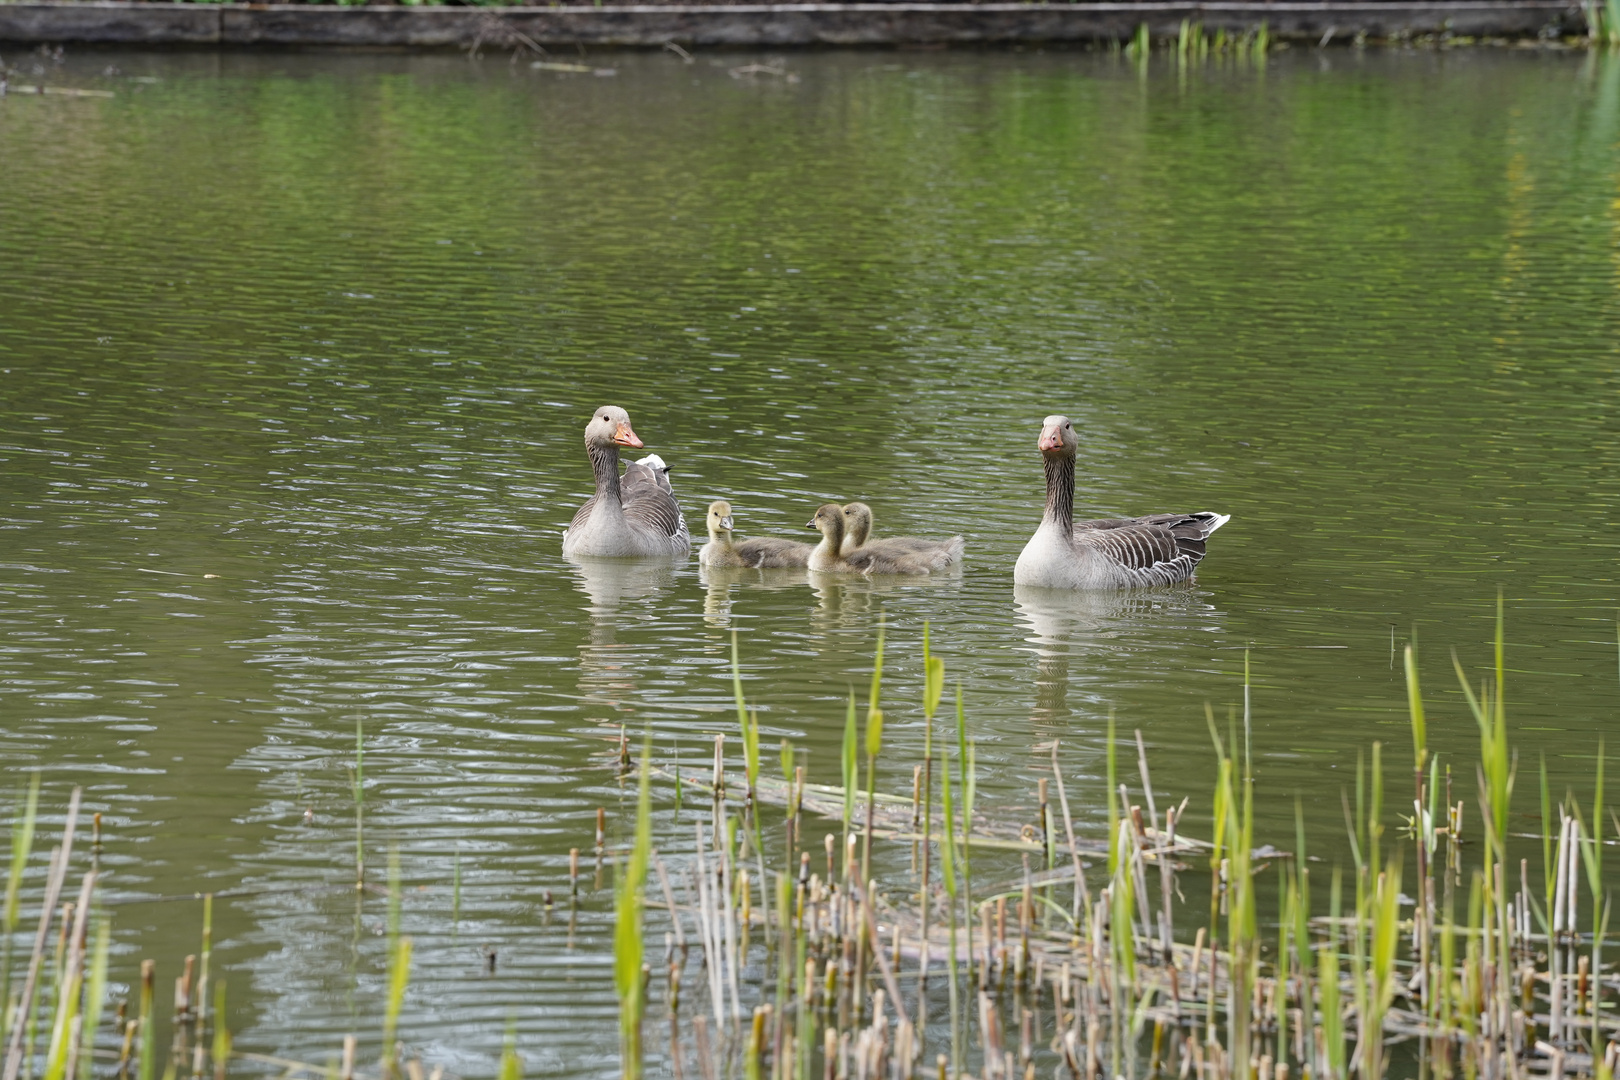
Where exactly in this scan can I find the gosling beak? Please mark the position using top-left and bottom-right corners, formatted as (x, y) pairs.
(721, 515), (734, 531)
(1038, 424), (1063, 452)
(612, 421), (644, 449)
(805, 516), (818, 529)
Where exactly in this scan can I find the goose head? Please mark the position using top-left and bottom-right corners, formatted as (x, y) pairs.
(1038, 415), (1078, 459)
(806, 503), (847, 548)
(584, 405), (644, 450)
(706, 500), (735, 540)
(841, 502), (874, 547)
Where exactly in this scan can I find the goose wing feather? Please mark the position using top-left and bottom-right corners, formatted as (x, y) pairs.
(1072, 515), (1217, 586)
(1076, 511), (1228, 540)
(621, 484), (688, 543)
(861, 536), (964, 571)
(735, 537), (814, 569)
(843, 546), (937, 575)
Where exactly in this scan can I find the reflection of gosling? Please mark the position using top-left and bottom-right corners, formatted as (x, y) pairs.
(806, 504), (941, 575)
(699, 501), (815, 569)
(839, 501), (965, 571)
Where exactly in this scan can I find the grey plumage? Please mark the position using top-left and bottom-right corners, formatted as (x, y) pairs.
(562, 407), (689, 558)
(1014, 413), (1229, 589)
(839, 502), (965, 571)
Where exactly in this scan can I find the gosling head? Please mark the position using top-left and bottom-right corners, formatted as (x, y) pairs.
(841, 502), (874, 548)
(806, 503), (847, 546)
(584, 405), (643, 450)
(706, 500), (735, 539)
(1037, 414), (1078, 459)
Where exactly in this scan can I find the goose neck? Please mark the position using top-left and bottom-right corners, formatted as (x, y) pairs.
(1043, 453), (1075, 535)
(587, 442), (622, 504)
(812, 518), (845, 567)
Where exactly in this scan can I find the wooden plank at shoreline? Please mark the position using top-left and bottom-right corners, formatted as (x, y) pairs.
(0, 0), (1586, 48)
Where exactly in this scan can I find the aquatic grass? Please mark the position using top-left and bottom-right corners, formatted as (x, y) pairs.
(1, 773), (39, 1046)
(76, 918), (106, 1080)
(353, 718), (366, 889)
(1589, 0), (1620, 44)
(9, 610), (1620, 1080)
(615, 736), (653, 1080)
(953, 688), (975, 995)
(209, 982), (229, 1080)
(381, 849), (411, 1080)
(622, 613), (1618, 1080)
(732, 633), (760, 807)
(498, 1025), (522, 1080)
(861, 622), (885, 888)
(841, 692), (857, 865)
(938, 712), (963, 1076)
(1126, 21), (1150, 58)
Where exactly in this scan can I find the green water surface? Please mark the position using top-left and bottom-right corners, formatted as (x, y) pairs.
(2, 42), (1620, 1075)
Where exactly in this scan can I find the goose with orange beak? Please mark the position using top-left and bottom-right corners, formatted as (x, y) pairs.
(562, 405), (689, 558)
(1013, 413), (1228, 589)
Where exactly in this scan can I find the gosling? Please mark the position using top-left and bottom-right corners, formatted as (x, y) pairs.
(699, 500), (814, 569)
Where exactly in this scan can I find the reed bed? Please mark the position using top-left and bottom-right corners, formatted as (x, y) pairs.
(608, 608), (1620, 1080)
(0, 766), (437, 1080)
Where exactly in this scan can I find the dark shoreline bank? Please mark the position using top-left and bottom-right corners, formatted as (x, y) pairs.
(0, 0), (1587, 48)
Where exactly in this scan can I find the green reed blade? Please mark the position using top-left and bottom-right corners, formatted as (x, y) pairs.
(209, 981), (230, 1080)
(452, 846), (461, 927)
(77, 918), (108, 1080)
(4, 774), (39, 937)
(1, 772), (40, 1047)
(382, 937), (412, 1075)
(614, 736), (652, 1080)
(1369, 742), (1383, 878)
(499, 1024), (522, 1080)
(732, 633), (760, 799)
(841, 691), (857, 844)
(1589, 739), (1605, 939)
(1319, 870), (1343, 1080)
(137, 960), (154, 1080)
(923, 624), (944, 722)
(939, 738), (961, 1075)
(1108, 713), (1120, 875)
(1541, 752), (1555, 909)
(1405, 642), (1426, 771)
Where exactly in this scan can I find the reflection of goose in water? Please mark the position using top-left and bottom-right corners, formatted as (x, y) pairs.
(1014, 584), (1220, 728)
(697, 563), (810, 628)
(807, 566), (963, 628)
(565, 554), (681, 714)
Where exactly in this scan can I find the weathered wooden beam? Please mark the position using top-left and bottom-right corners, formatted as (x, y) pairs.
(0, 0), (1586, 49)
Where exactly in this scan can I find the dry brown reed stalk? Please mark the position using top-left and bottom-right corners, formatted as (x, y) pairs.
(606, 616), (1620, 1080)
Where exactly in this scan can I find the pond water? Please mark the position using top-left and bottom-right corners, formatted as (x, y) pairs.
(3, 41), (1620, 1076)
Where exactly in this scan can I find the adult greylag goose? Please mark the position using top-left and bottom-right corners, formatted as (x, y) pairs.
(839, 502), (965, 570)
(806, 504), (941, 575)
(561, 406), (690, 558)
(699, 500), (815, 569)
(1013, 415), (1229, 589)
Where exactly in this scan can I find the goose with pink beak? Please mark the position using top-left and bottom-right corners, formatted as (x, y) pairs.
(1013, 414), (1229, 589)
